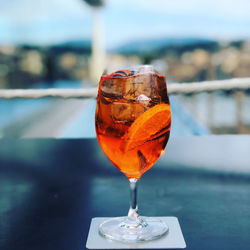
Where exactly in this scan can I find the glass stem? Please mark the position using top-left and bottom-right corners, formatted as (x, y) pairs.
(128, 178), (139, 218)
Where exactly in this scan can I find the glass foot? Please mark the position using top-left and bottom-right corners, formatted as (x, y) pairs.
(99, 216), (168, 243)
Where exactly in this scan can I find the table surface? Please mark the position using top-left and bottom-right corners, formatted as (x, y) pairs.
(0, 136), (250, 250)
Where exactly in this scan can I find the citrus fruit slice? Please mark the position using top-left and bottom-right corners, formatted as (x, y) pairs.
(121, 104), (171, 152)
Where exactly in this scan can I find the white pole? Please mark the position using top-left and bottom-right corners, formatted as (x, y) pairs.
(89, 7), (106, 84)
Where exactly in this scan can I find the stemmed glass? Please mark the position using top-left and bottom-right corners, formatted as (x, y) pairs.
(95, 65), (171, 243)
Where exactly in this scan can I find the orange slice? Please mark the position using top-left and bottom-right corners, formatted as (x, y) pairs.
(121, 104), (171, 152)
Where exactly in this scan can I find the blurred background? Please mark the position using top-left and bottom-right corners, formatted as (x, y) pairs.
(0, 0), (250, 137)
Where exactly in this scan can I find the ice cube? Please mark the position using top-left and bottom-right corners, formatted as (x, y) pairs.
(133, 73), (157, 98)
(111, 102), (145, 122)
(136, 94), (151, 105)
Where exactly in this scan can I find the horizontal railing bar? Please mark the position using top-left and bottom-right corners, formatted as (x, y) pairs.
(0, 88), (98, 99)
(0, 78), (250, 99)
(168, 78), (250, 95)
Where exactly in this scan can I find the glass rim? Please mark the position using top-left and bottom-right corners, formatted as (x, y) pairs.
(102, 64), (166, 78)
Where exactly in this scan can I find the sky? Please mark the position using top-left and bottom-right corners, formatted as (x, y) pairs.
(0, 0), (250, 48)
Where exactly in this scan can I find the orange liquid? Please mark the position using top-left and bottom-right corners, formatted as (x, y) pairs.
(95, 73), (171, 179)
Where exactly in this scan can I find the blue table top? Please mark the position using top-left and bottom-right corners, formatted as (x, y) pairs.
(0, 137), (249, 250)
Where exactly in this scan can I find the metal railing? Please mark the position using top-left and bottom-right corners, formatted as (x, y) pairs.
(0, 78), (250, 99)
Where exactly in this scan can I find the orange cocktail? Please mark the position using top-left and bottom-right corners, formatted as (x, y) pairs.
(96, 68), (171, 179)
(95, 65), (171, 243)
